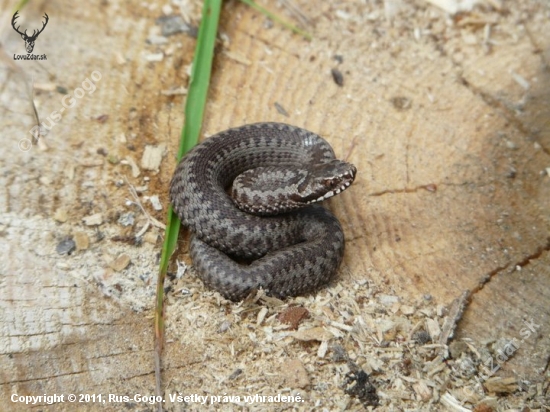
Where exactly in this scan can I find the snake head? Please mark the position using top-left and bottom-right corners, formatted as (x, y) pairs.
(300, 159), (357, 204)
(231, 160), (357, 215)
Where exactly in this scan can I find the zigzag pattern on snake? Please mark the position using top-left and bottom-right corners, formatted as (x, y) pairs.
(170, 122), (356, 301)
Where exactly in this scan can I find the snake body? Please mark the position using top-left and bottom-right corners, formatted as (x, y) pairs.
(169, 122), (356, 301)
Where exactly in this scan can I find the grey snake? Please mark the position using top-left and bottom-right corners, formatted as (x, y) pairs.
(169, 122), (356, 301)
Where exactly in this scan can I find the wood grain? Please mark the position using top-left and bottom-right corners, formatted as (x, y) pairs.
(1, 0), (548, 409)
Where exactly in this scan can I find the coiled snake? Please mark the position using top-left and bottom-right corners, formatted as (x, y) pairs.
(170, 122), (356, 301)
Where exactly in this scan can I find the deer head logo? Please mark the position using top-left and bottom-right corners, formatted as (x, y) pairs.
(12, 11), (49, 54)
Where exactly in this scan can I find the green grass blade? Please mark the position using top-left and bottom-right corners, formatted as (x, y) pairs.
(238, 0), (312, 40)
(13, 0), (31, 12)
(154, 0), (222, 403)
(178, 0), (223, 158)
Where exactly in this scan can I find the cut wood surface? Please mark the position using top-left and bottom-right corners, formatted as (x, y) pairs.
(0, 0), (548, 411)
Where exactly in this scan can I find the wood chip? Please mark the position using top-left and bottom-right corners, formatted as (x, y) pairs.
(317, 340), (329, 358)
(54, 208), (69, 223)
(473, 403), (495, 412)
(74, 232), (90, 250)
(278, 306), (309, 330)
(424, 0), (475, 14)
(79, 158), (104, 167)
(114, 52), (126, 65)
(281, 359), (310, 389)
(330, 321), (354, 332)
(256, 307), (268, 326)
(144, 52), (164, 62)
(412, 380), (432, 401)
(83, 213), (103, 226)
(146, 35), (168, 45)
(223, 50), (251, 65)
(484, 0), (501, 9)
(378, 294), (399, 306)
(400, 305), (415, 315)
(161, 87), (188, 96)
(510, 71), (530, 90)
(448, 340), (469, 359)
(109, 254), (131, 272)
(141, 144), (166, 171)
(33, 82), (57, 92)
(441, 393), (472, 411)
(440, 291), (470, 345)
(426, 318), (441, 341)
(483, 377), (518, 394)
(258, 294), (285, 307)
(292, 327), (333, 342)
(143, 232), (158, 244)
(122, 157), (141, 178)
(149, 195), (163, 211)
